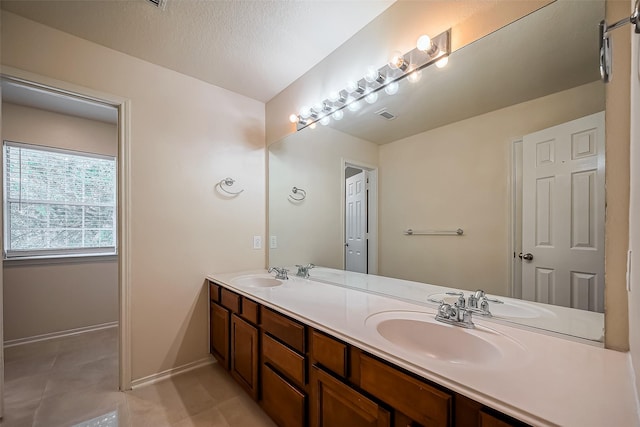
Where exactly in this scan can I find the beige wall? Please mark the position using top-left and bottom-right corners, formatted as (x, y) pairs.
(2, 102), (117, 156)
(378, 82), (604, 295)
(628, 0), (640, 399)
(1, 102), (119, 341)
(268, 126), (378, 269)
(1, 11), (266, 381)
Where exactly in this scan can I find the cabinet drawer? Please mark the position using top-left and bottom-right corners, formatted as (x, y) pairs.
(262, 308), (306, 353)
(241, 298), (260, 325)
(360, 354), (452, 427)
(262, 363), (306, 427)
(311, 330), (347, 377)
(209, 281), (220, 303)
(221, 288), (241, 313)
(263, 333), (306, 386)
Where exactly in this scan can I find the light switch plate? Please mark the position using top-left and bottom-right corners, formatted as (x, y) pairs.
(253, 235), (262, 250)
(270, 236), (277, 249)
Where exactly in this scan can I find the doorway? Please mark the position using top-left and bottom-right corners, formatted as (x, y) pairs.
(511, 112), (605, 312)
(343, 161), (378, 274)
(0, 72), (131, 418)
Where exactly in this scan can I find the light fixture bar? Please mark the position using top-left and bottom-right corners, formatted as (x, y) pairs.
(295, 29), (451, 131)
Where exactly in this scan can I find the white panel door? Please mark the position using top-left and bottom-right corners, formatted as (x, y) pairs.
(345, 170), (367, 273)
(521, 112), (605, 312)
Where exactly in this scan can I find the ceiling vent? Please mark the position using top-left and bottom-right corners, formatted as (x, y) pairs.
(375, 108), (397, 121)
(147, 0), (167, 9)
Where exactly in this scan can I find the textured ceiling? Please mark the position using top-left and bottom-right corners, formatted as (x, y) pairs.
(0, 0), (394, 102)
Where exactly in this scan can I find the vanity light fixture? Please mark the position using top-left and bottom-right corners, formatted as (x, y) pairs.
(599, 0), (639, 82)
(291, 29), (450, 131)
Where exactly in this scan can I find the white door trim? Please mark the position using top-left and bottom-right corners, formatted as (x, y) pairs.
(0, 67), (133, 391)
(341, 159), (378, 274)
(510, 139), (524, 299)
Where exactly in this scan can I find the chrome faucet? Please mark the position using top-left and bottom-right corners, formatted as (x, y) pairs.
(268, 267), (289, 280)
(295, 263), (315, 278)
(435, 299), (475, 328)
(444, 289), (503, 317)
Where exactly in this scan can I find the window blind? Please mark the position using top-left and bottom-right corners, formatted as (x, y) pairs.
(3, 141), (117, 259)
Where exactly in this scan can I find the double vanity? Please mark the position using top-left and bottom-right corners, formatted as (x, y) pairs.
(207, 268), (638, 426)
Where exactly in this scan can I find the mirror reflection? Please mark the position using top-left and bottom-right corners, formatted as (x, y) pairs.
(268, 0), (606, 341)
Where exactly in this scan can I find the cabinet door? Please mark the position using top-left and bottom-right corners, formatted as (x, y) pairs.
(262, 363), (306, 427)
(310, 365), (390, 427)
(231, 314), (259, 399)
(210, 302), (230, 370)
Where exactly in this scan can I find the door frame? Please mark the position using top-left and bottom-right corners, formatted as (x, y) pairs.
(341, 159), (378, 274)
(0, 67), (133, 392)
(510, 138), (524, 299)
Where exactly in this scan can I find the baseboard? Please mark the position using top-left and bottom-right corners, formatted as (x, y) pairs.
(4, 321), (119, 348)
(130, 356), (216, 390)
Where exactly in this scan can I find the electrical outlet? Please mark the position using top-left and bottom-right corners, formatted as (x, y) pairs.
(270, 235), (278, 249)
(253, 235), (262, 250)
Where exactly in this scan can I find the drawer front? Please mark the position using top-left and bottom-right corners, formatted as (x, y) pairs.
(263, 333), (306, 386)
(360, 354), (451, 427)
(311, 330), (348, 378)
(262, 363), (306, 427)
(209, 281), (220, 303)
(241, 298), (260, 325)
(262, 308), (306, 353)
(221, 288), (241, 313)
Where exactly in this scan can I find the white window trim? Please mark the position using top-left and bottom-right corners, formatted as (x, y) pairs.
(3, 140), (118, 260)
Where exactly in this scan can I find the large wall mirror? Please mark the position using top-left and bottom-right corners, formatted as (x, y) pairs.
(268, 0), (606, 342)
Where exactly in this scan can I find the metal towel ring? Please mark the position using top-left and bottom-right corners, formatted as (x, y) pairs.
(289, 187), (306, 201)
(218, 177), (244, 196)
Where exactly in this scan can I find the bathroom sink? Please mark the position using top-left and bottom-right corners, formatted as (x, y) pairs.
(366, 311), (527, 367)
(427, 293), (555, 319)
(231, 274), (283, 288)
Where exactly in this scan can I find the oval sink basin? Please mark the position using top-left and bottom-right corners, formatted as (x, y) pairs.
(366, 311), (527, 368)
(231, 275), (283, 288)
(427, 293), (555, 319)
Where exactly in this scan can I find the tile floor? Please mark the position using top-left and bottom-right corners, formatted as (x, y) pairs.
(1, 328), (276, 427)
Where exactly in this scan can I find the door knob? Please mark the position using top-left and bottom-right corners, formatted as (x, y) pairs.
(519, 252), (534, 261)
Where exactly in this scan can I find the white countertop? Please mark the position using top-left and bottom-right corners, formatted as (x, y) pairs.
(207, 269), (639, 427)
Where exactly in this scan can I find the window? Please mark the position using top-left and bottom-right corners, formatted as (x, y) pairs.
(3, 141), (117, 259)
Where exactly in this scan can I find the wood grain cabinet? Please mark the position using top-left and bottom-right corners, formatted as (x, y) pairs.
(210, 301), (230, 370)
(207, 280), (532, 427)
(310, 365), (391, 427)
(231, 314), (259, 399)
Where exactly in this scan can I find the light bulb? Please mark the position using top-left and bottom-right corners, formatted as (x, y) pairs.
(309, 122), (317, 129)
(364, 66), (383, 84)
(346, 80), (359, 93)
(300, 106), (311, 119)
(416, 34), (432, 51)
(332, 110), (344, 121)
(389, 51), (408, 71)
(407, 69), (422, 83)
(328, 91), (340, 102)
(320, 116), (331, 126)
(289, 114), (299, 123)
(365, 91), (378, 104)
(347, 99), (361, 112)
(312, 103), (323, 113)
(384, 81), (399, 96)
(436, 56), (449, 68)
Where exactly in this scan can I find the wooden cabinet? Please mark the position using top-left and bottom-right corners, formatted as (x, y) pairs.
(231, 314), (259, 399)
(262, 363), (306, 427)
(210, 301), (230, 370)
(359, 354), (452, 427)
(207, 279), (532, 427)
(310, 365), (391, 427)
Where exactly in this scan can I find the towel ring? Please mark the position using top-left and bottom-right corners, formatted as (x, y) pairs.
(217, 177), (244, 196)
(289, 186), (306, 201)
